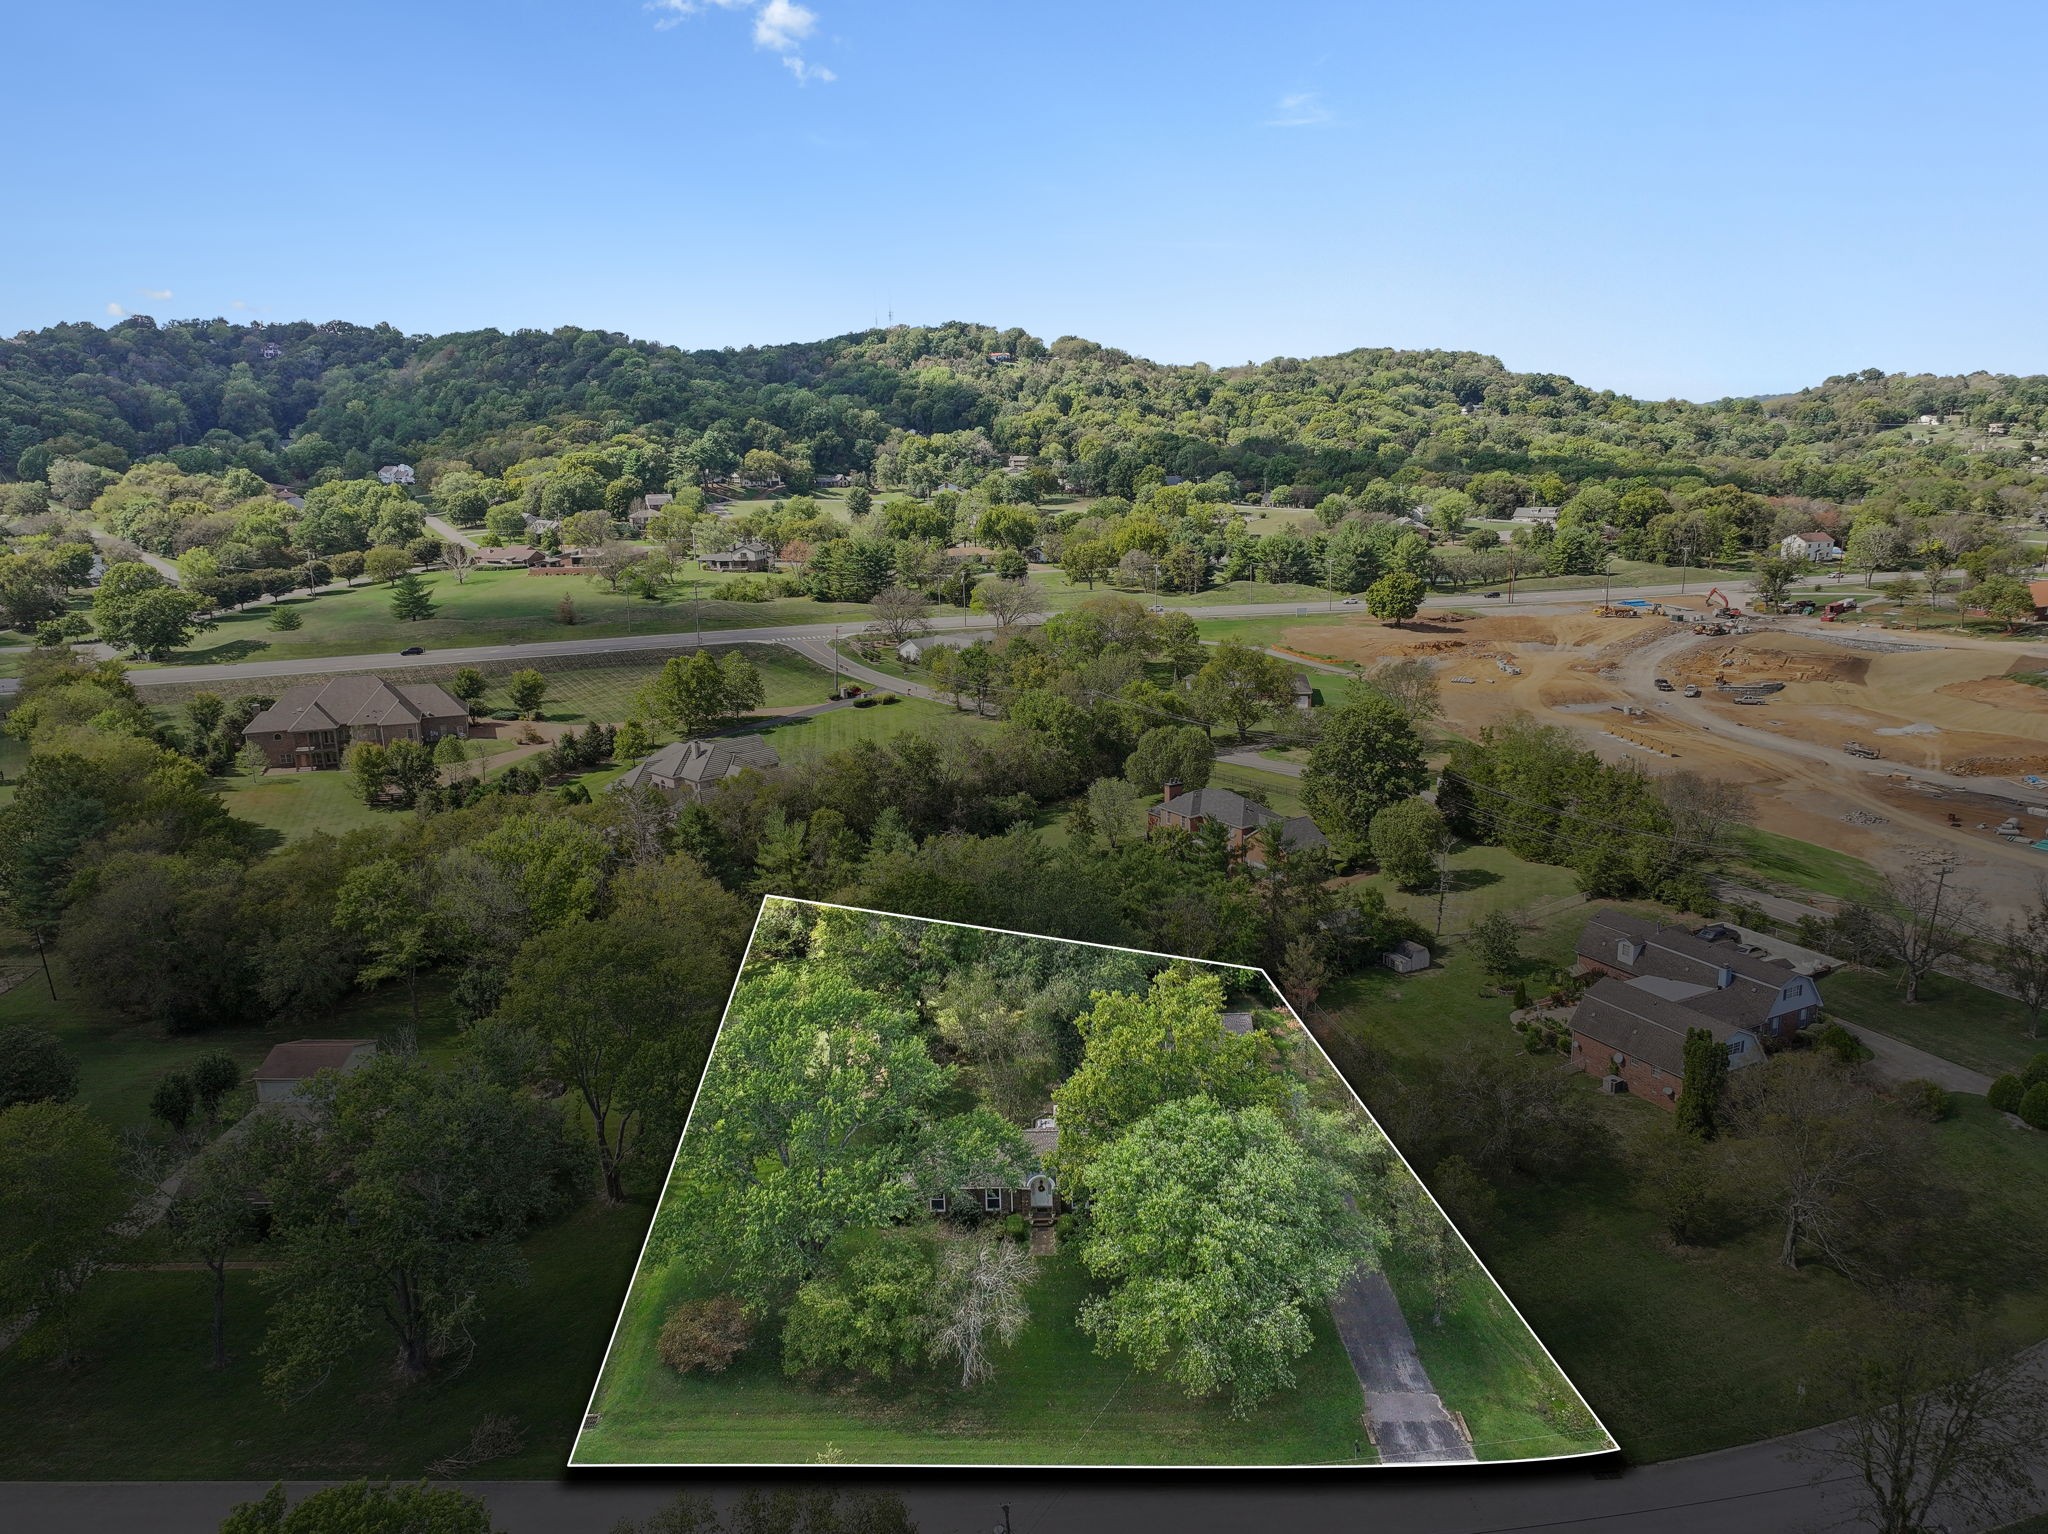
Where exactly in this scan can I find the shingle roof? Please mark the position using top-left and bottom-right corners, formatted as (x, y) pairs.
(1576, 907), (1785, 1027)
(614, 734), (779, 791)
(243, 677), (467, 737)
(1164, 787), (1280, 831)
(253, 1039), (375, 1082)
(1569, 980), (1740, 1077)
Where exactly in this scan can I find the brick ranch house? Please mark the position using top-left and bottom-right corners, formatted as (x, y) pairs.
(1147, 782), (1328, 866)
(242, 676), (471, 770)
(1565, 908), (1823, 1106)
(925, 1110), (1065, 1227)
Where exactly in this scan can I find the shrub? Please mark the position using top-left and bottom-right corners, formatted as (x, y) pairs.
(853, 696), (877, 708)
(657, 1295), (754, 1375)
(2021, 1082), (2048, 1132)
(1896, 1079), (1952, 1122)
(0, 1027), (80, 1110)
(1054, 1213), (1078, 1240)
(1810, 1020), (1873, 1066)
(999, 1213), (1029, 1242)
(2024, 1053), (2048, 1089)
(1988, 1073), (2026, 1114)
(878, 693), (899, 704)
(1511, 980), (1531, 1010)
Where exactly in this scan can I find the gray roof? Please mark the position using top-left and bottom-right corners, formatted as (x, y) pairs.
(1576, 908), (1787, 1027)
(1155, 787), (1328, 852)
(244, 677), (467, 736)
(1570, 978), (1748, 1078)
(1220, 1010), (1256, 1035)
(613, 734), (779, 792)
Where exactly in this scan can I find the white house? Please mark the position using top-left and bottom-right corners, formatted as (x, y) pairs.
(1779, 530), (1841, 562)
(376, 463), (416, 486)
(1510, 505), (1560, 524)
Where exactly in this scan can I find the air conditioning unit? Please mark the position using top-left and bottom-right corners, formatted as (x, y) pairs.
(1601, 1074), (1627, 1094)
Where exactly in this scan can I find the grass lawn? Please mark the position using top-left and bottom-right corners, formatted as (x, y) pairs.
(1207, 761), (1308, 818)
(144, 568), (874, 668)
(1354, 842), (1584, 940)
(1384, 1254), (1606, 1462)
(210, 764), (387, 841)
(1313, 897), (2048, 1463)
(1732, 827), (1880, 904)
(1825, 966), (2046, 1078)
(575, 1245), (1371, 1467)
(751, 696), (983, 761)
(0, 1196), (650, 1478)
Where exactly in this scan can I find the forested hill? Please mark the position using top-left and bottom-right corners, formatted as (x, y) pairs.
(3, 315), (2046, 508)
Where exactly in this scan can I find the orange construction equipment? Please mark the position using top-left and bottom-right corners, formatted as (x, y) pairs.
(1704, 586), (1743, 617)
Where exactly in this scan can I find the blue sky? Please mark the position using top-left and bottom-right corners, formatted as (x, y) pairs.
(5, 1), (2046, 400)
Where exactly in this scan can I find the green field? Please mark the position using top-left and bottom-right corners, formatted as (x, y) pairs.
(1825, 966), (2046, 1078)
(576, 1246), (1371, 1467)
(142, 568), (876, 668)
(1732, 827), (1881, 903)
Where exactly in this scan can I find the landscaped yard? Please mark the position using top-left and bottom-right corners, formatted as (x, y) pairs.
(1731, 826), (1880, 904)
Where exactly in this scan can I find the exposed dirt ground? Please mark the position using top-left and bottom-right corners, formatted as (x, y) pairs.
(1276, 606), (2048, 920)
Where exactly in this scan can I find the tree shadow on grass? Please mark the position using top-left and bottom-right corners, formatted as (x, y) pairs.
(1446, 867), (1502, 894)
(162, 638), (273, 666)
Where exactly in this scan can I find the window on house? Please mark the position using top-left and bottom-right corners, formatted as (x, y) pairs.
(1728, 1038), (1746, 1054)
(928, 1195), (947, 1215)
(982, 1189), (1002, 1214)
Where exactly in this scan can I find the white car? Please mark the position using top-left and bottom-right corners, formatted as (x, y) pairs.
(1341, 597), (1361, 605)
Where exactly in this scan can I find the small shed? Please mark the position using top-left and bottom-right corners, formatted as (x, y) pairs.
(1380, 940), (1431, 974)
(1220, 1010), (1256, 1036)
(1290, 673), (1315, 711)
(253, 1039), (376, 1104)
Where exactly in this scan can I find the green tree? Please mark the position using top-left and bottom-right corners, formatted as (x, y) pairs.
(388, 570), (436, 621)
(1300, 692), (1428, 861)
(1469, 908), (1523, 980)
(1051, 967), (1279, 1195)
(1364, 569), (1425, 625)
(1079, 1095), (1381, 1407)
(1752, 556), (1803, 612)
(1061, 536), (1114, 590)
(1124, 724), (1215, 793)
(1676, 1026), (1730, 1139)
(0, 1101), (126, 1364)
(781, 1231), (937, 1381)
(1190, 640), (1294, 742)
(362, 546), (410, 584)
(642, 651), (730, 736)
(266, 603), (302, 632)
(167, 1129), (269, 1368)
(507, 668), (548, 718)
(257, 1053), (570, 1394)
(1367, 797), (1444, 889)
(331, 856), (436, 1022)
(221, 1481), (496, 1534)
(0, 1026), (79, 1109)
(651, 964), (947, 1294)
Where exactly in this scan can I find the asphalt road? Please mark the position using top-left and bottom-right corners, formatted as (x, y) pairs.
(0, 579), (1821, 697)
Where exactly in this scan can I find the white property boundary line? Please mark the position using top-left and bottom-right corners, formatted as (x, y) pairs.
(568, 895), (1619, 1471)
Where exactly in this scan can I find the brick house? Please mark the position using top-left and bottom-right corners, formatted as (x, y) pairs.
(1147, 782), (1328, 865)
(1565, 908), (1823, 1106)
(242, 676), (471, 770)
(929, 1111), (1065, 1226)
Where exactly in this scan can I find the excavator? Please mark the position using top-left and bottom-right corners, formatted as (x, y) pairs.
(1704, 586), (1743, 618)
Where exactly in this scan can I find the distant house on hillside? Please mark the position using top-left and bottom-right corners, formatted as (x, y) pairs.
(1510, 505), (1559, 523)
(242, 676), (470, 770)
(612, 735), (779, 799)
(477, 544), (541, 567)
(1565, 908), (1822, 1105)
(699, 542), (777, 573)
(376, 463), (416, 486)
(1988, 422), (2011, 436)
(254, 1039), (376, 1105)
(628, 493), (674, 530)
(1147, 782), (1327, 865)
(1779, 530), (1841, 562)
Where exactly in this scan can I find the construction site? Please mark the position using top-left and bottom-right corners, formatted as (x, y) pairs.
(1275, 593), (2048, 921)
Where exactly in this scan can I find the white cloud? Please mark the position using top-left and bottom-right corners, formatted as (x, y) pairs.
(753, 0), (815, 52)
(140, 287), (173, 300)
(231, 300), (249, 311)
(105, 301), (125, 317)
(648, 0), (834, 83)
(1266, 91), (1333, 128)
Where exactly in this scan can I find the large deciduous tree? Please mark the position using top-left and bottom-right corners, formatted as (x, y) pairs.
(1190, 640), (1293, 742)
(1300, 692), (1428, 862)
(0, 1101), (126, 1364)
(256, 1053), (571, 1395)
(1079, 1095), (1380, 1408)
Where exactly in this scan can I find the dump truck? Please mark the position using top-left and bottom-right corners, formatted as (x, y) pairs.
(1843, 742), (1880, 759)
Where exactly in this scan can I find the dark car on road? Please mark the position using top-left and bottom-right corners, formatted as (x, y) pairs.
(400, 646), (424, 656)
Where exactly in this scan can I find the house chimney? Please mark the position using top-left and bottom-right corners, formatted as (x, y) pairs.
(1162, 779), (1183, 803)
(1717, 964), (1734, 988)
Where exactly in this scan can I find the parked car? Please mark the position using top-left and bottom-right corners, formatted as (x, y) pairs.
(1341, 597), (1361, 605)
(1654, 677), (1674, 691)
(1147, 604), (1166, 613)
(1682, 684), (1701, 697)
(399, 646), (424, 656)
